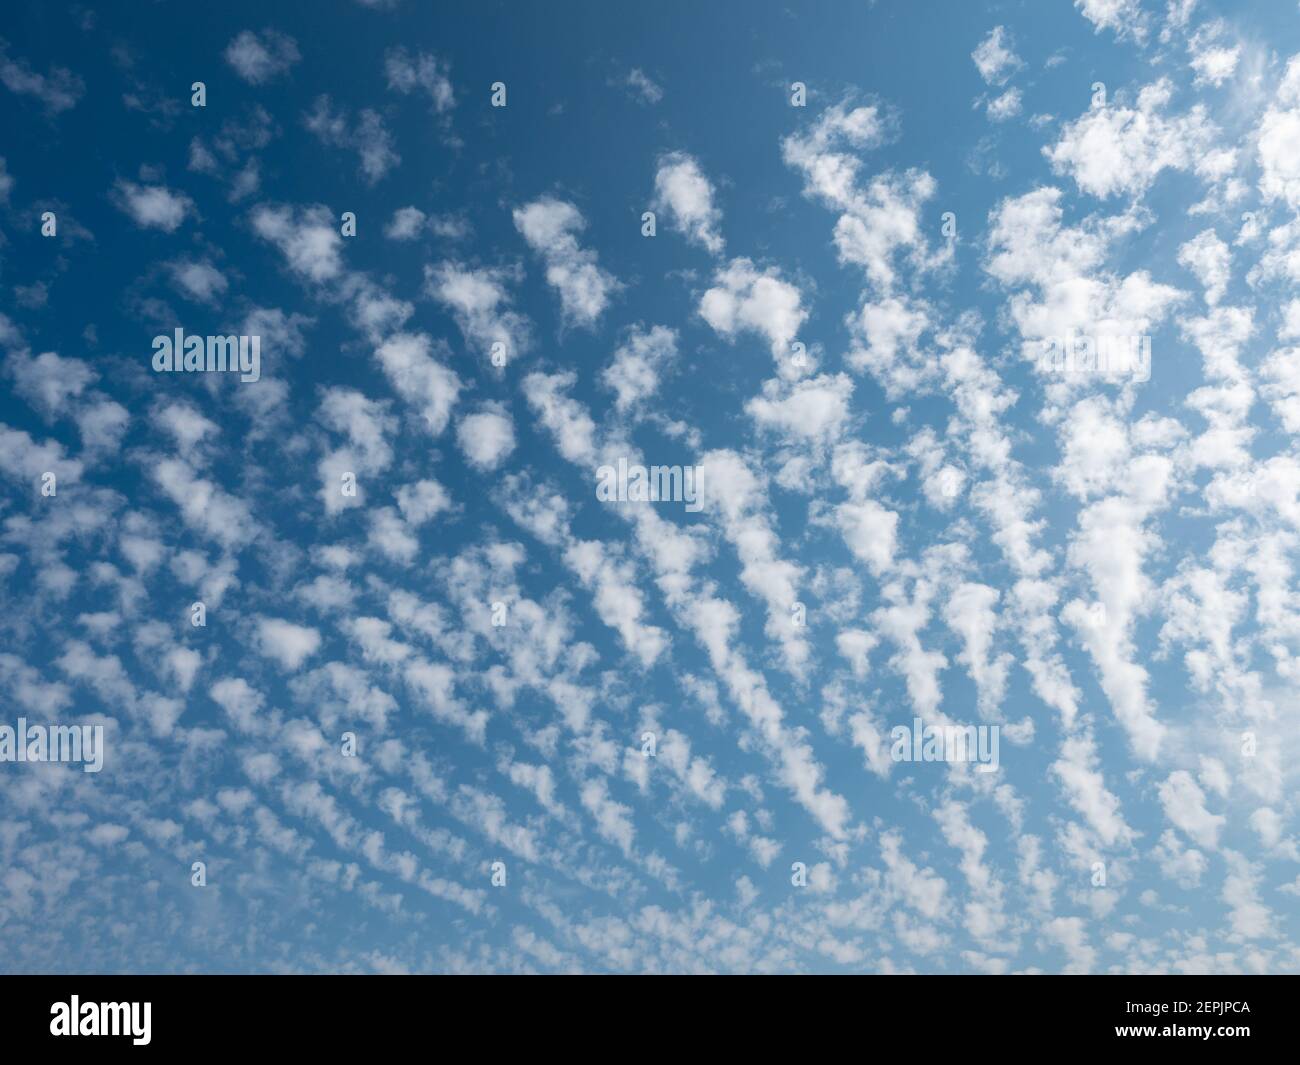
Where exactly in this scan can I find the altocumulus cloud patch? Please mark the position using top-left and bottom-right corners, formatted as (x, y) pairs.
(0, 0), (1298, 976)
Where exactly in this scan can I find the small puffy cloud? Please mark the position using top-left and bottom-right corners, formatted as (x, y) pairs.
(425, 261), (531, 364)
(87, 824), (130, 848)
(580, 777), (635, 856)
(1221, 850), (1273, 940)
(153, 400), (218, 455)
(746, 373), (854, 445)
(624, 68), (662, 104)
(985, 185), (1185, 367)
(256, 617), (322, 671)
(0, 39), (84, 112)
(972, 26), (1022, 86)
(153, 458), (257, 546)
(373, 332), (462, 436)
(1044, 79), (1216, 199)
(845, 294), (938, 397)
(513, 198), (620, 327)
(1159, 770), (1226, 850)
(1188, 24), (1240, 87)
(1052, 736), (1135, 847)
(601, 324), (678, 413)
(783, 103), (939, 291)
(653, 152), (724, 254)
(6, 350), (96, 419)
(167, 258), (228, 304)
(1074, 0), (1148, 43)
(1257, 56), (1300, 209)
(305, 95), (400, 184)
(1153, 829), (1208, 888)
(250, 203), (344, 284)
(225, 29), (301, 84)
(385, 47), (455, 113)
(113, 180), (193, 232)
(367, 508), (419, 564)
(243, 306), (315, 360)
(698, 257), (806, 357)
(395, 479), (452, 525)
(429, 213), (472, 241)
(456, 405), (516, 471)
(77, 400), (130, 453)
(987, 88), (1022, 122)
(1177, 229), (1230, 305)
(317, 386), (395, 474)
(385, 206), (427, 240)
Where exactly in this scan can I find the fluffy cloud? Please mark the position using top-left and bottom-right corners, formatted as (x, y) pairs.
(305, 95), (400, 183)
(652, 152), (723, 254)
(0, 38), (83, 112)
(601, 324), (677, 413)
(513, 198), (620, 327)
(225, 29), (301, 84)
(972, 26), (1022, 86)
(251, 203), (345, 284)
(1178, 229), (1231, 305)
(256, 619), (322, 671)
(1074, 0), (1148, 43)
(456, 406), (516, 471)
(384, 47), (454, 113)
(1044, 80), (1217, 199)
(425, 261), (531, 364)
(624, 68), (662, 104)
(113, 180), (193, 231)
(698, 257), (806, 357)
(1257, 55), (1300, 209)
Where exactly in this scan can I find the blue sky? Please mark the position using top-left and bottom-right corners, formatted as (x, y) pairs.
(1, 0), (1299, 974)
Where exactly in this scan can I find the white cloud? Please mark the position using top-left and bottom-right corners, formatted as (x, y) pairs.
(373, 332), (462, 436)
(987, 87), (1022, 122)
(305, 95), (400, 184)
(385, 47), (454, 113)
(972, 26), (1022, 86)
(601, 324), (678, 413)
(168, 258), (228, 303)
(1052, 735), (1135, 847)
(113, 180), (193, 232)
(580, 778), (635, 856)
(1159, 770), (1225, 849)
(513, 198), (620, 327)
(256, 617), (322, 671)
(395, 479), (452, 525)
(425, 261), (531, 365)
(624, 68), (662, 104)
(1189, 29), (1240, 87)
(745, 373), (854, 445)
(1074, 0), (1148, 43)
(1257, 55), (1300, 209)
(1177, 229), (1231, 305)
(225, 29), (301, 84)
(384, 206), (427, 240)
(985, 186), (1184, 374)
(456, 407), (516, 471)
(6, 350), (96, 419)
(652, 152), (723, 254)
(1045, 80), (1216, 198)
(251, 203), (344, 284)
(0, 40), (83, 112)
(783, 102), (943, 291)
(698, 257), (806, 358)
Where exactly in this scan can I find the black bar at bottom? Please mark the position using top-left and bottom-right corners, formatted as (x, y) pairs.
(0, 974), (1290, 1052)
